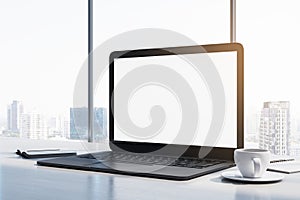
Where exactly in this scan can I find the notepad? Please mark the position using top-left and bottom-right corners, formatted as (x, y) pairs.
(268, 160), (300, 174)
(16, 149), (77, 159)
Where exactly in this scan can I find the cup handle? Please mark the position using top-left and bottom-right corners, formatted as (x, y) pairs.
(252, 157), (261, 177)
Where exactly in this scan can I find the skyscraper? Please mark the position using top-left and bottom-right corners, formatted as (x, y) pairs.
(246, 112), (260, 143)
(20, 113), (30, 138)
(70, 107), (88, 140)
(7, 100), (24, 133)
(63, 120), (70, 139)
(94, 107), (107, 141)
(70, 107), (107, 141)
(47, 115), (65, 139)
(259, 101), (290, 155)
(20, 111), (47, 139)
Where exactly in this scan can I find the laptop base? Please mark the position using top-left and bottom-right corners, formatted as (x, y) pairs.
(37, 154), (234, 181)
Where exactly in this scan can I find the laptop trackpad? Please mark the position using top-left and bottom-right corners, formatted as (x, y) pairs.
(88, 161), (203, 179)
(90, 161), (158, 173)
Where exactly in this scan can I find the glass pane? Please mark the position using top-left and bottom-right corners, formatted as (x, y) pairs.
(94, 0), (230, 47)
(0, 1), (88, 140)
(238, 0), (300, 156)
(93, 0), (230, 141)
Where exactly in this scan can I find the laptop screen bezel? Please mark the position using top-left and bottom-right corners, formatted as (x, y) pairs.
(109, 43), (244, 161)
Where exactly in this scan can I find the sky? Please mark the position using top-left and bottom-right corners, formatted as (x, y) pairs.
(237, 0), (300, 121)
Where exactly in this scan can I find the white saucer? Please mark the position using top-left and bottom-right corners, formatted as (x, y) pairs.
(221, 170), (284, 183)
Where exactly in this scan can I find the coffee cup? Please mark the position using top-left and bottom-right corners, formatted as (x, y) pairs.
(234, 149), (270, 178)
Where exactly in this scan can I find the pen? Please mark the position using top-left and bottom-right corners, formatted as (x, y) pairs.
(270, 158), (295, 163)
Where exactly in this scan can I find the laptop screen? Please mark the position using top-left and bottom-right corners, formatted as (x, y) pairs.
(113, 49), (238, 148)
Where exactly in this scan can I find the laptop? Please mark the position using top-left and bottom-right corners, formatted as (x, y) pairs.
(37, 43), (244, 181)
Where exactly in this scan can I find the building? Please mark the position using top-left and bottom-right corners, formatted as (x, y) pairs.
(70, 107), (107, 141)
(246, 112), (260, 143)
(7, 100), (24, 133)
(259, 101), (290, 155)
(47, 115), (65, 139)
(94, 107), (107, 141)
(70, 108), (88, 140)
(63, 120), (70, 139)
(20, 112), (47, 139)
(20, 113), (30, 138)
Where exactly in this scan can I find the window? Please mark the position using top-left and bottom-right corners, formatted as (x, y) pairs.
(94, 0), (230, 46)
(93, 0), (231, 141)
(2, 1), (230, 142)
(0, 1), (88, 140)
(4, 1), (298, 154)
(238, 0), (300, 155)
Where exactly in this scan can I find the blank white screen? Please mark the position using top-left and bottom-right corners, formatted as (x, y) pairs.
(114, 51), (237, 148)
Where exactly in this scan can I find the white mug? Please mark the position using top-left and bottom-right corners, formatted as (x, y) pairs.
(234, 149), (270, 178)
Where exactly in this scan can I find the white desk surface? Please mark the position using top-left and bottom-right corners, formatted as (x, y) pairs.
(1, 137), (300, 200)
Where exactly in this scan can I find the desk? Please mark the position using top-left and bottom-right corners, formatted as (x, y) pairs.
(1, 137), (300, 200)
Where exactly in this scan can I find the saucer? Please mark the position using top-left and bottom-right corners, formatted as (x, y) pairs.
(221, 170), (284, 183)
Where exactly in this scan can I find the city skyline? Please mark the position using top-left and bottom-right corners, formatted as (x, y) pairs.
(1, 99), (300, 156)
(2, 100), (107, 141)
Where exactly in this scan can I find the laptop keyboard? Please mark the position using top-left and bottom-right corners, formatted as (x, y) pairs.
(78, 152), (226, 169)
